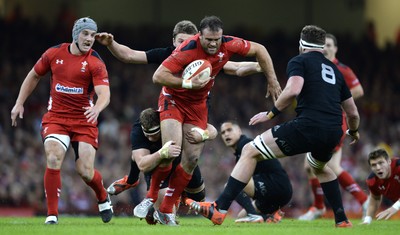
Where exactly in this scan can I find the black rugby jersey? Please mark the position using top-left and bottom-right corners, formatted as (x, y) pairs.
(287, 51), (351, 127)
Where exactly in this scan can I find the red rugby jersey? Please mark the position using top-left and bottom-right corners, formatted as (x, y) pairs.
(34, 43), (109, 119)
(162, 34), (251, 103)
(366, 158), (400, 202)
(333, 58), (360, 89)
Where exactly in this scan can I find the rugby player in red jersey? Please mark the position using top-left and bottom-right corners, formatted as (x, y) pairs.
(11, 17), (112, 225)
(362, 149), (400, 224)
(151, 15), (281, 225)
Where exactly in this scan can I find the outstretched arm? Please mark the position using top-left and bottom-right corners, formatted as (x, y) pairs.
(249, 75), (303, 125)
(246, 41), (282, 102)
(96, 32), (147, 64)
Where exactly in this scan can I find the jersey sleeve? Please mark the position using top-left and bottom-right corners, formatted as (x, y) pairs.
(224, 36), (251, 56)
(34, 48), (53, 76)
(340, 73), (352, 101)
(145, 47), (174, 64)
(339, 66), (360, 89)
(90, 51), (109, 86)
(286, 56), (304, 78)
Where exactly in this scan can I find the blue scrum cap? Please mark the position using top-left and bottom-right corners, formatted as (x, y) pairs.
(72, 17), (97, 42)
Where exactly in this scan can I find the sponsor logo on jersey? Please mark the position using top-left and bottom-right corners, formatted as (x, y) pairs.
(56, 59), (63, 64)
(55, 83), (83, 94)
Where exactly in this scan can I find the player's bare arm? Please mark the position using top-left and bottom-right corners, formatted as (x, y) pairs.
(96, 32), (147, 64)
(134, 142), (181, 172)
(84, 85), (110, 124)
(186, 124), (218, 144)
(247, 41), (282, 102)
(11, 69), (41, 127)
(249, 75), (303, 125)
(223, 61), (261, 77)
(342, 97), (360, 144)
(153, 64), (210, 89)
(350, 84), (364, 100)
(361, 194), (381, 224)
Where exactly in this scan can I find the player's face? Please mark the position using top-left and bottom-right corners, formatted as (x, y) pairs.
(369, 156), (391, 179)
(220, 122), (241, 147)
(77, 29), (97, 54)
(199, 28), (223, 55)
(324, 37), (337, 61)
(173, 33), (195, 48)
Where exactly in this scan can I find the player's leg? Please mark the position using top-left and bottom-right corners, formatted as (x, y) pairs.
(328, 148), (368, 211)
(74, 141), (112, 223)
(41, 120), (70, 225)
(107, 132), (141, 195)
(234, 178), (264, 223)
(307, 152), (351, 227)
(43, 134), (68, 224)
(298, 153), (325, 220)
(156, 123), (203, 223)
(188, 129), (284, 225)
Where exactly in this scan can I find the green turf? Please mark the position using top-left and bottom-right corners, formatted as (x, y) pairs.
(0, 216), (398, 235)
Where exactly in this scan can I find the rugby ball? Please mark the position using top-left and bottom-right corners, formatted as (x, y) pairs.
(182, 59), (212, 81)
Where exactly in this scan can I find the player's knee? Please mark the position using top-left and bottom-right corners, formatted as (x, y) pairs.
(46, 154), (62, 169)
(306, 153), (327, 171)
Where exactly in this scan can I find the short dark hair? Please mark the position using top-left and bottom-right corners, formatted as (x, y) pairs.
(368, 148), (390, 165)
(172, 20), (198, 39)
(199, 15), (223, 33)
(326, 33), (338, 47)
(139, 108), (160, 130)
(300, 25), (326, 46)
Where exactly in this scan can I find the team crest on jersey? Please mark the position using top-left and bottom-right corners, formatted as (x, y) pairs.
(81, 61), (88, 72)
(217, 52), (224, 62)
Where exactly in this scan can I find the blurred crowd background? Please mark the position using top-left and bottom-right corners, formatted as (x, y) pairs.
(1, 1), (400, 218)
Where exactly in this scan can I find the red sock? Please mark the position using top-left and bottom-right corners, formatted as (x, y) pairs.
(44, 168), (61, 216)
(310, 178), (325, 209)
(85, 169), (107, 202)
(159, 164), (192, 213)
(338, 171), (368, 205)
(146, 164), (172, 201)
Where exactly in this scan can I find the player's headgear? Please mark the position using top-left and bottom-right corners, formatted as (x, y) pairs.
(72, 17), (97, 42)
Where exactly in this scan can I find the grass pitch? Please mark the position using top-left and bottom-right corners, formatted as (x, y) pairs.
(0, 216), (398, 235)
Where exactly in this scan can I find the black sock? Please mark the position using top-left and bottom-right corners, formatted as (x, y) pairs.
(127, 160), (140, 184)
(235, 191), (258, 215)
(216, 176), (247, 211)
(320, 179), (347, 223)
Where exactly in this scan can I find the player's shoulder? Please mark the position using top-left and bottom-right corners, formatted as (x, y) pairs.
(393, 158), (400, 167)
(334, 59), (350, 69)
(366, 172), (377, 184)
(89, 49), (105, 63)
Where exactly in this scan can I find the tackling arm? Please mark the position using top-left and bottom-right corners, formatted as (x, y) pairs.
(96, 32), (147, 64)
(134, 141), (181, 172)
